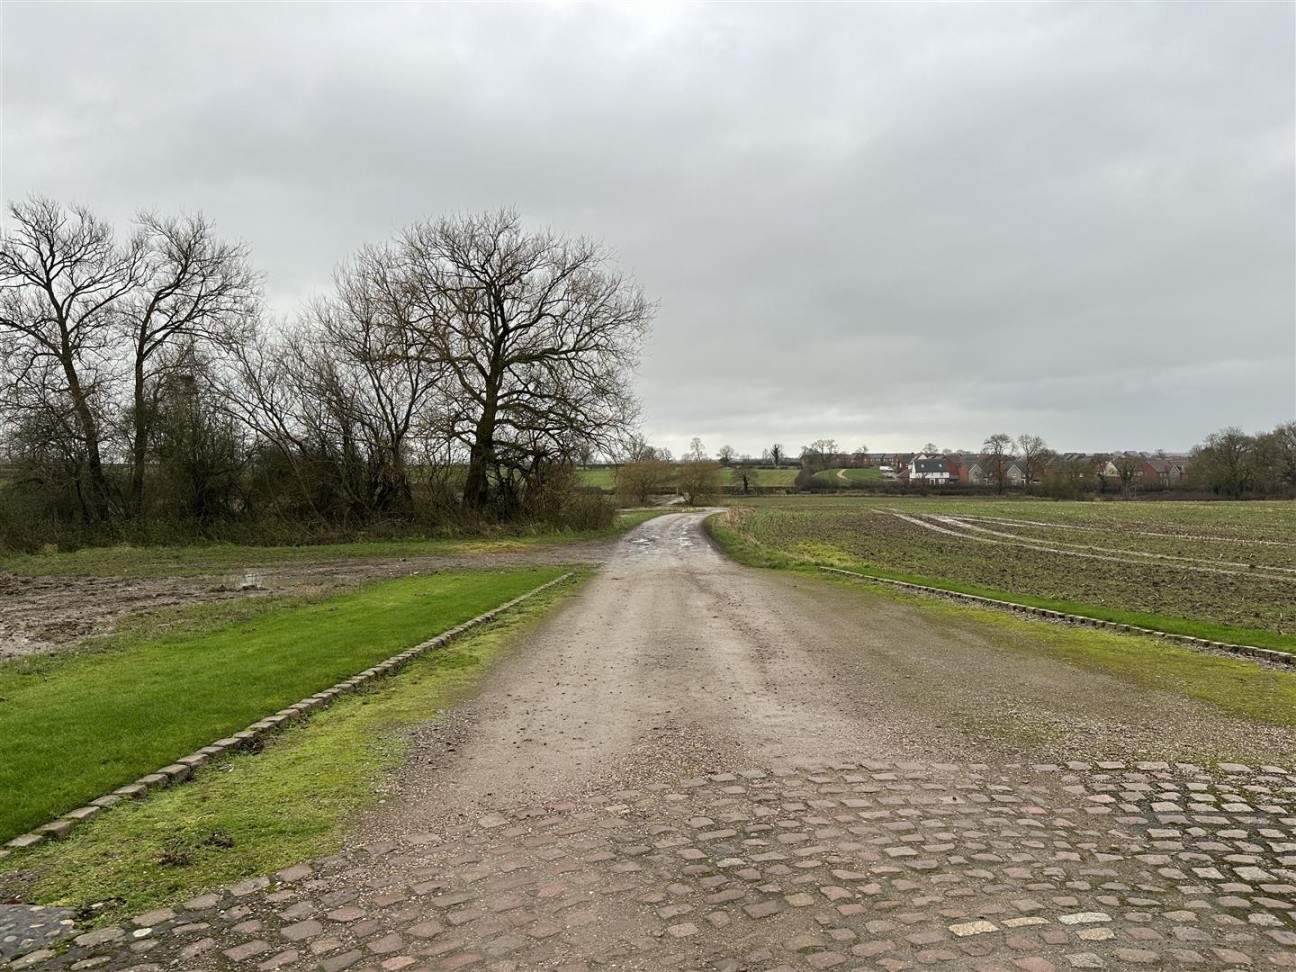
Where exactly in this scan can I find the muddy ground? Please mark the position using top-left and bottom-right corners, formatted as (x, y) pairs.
(0, 539), (618, 661)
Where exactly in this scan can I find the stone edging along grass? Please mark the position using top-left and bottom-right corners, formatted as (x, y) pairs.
(1, 572), (575, 856)
(817, 565), (1296, 669)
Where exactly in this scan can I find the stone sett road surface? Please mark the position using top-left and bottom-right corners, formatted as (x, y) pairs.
(3, 513), (1294, 972)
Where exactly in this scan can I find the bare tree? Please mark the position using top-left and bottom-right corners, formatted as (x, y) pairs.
(676, 458), (722, 505)
(768, 443), (784, 467)
(615, 456), (672, 505)
(1015, 433), (1054, 486)
(687, 437), (707, 462)
(801, 439), (838, 473)
(615, 431), (657, 463)
(717, 444), (736, 466)
(0, 199), (259, 523)
(123, 212), (259, 513)
(398, 209), (652, 513)
(981, 433), (1012, 494)
(0, 197), (144, 522)
(317, 243), (444, 515)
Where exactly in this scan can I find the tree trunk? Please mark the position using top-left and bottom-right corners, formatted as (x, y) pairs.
(463, 339), (505, 512)
(128, 350), (148, 516)
(462, 397), (498, 512)
(62, 360), (112, 523)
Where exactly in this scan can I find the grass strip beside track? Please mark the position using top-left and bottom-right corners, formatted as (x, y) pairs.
(0, 577), (582, 923)
(0, 568), (567, 841)
(706, 513), (1296, 655)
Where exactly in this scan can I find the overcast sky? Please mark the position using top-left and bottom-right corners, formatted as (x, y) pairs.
(3, 2), (1293, 456)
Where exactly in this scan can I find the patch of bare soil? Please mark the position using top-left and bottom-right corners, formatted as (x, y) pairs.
(0, 539), (616, 661)
(0, 574), (253, 661)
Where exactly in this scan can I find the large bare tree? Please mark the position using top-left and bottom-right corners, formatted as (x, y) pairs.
(0, 199), (258, 522)
(122, 212), (259, 513)
(397, 209), (652, 513)
(0, 198), (143, 521)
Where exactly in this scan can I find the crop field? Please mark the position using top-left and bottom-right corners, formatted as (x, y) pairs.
(711, 496), (1296, 652)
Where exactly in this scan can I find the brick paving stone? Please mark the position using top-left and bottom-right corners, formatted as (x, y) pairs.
(806, 951), (848, 969)
(257, 949), (299, 970)
(223, 939), (272, 961)
(320, 948), (365, 971)
(1113, 947), (1162, 963)
(1065, 953), (1105, 968)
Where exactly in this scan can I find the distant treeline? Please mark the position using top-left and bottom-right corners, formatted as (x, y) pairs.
(0, 200), (651, 552)
(607, 423), (1296, 502)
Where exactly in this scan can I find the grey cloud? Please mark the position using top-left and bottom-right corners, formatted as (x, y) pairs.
(3, 1), (1291, 456)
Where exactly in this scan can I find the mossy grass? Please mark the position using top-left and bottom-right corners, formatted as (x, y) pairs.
(0, 576), (583, 923)
(0, 568), (568, 840)
(706, 512), (1296, 654)
(0, 510), (668, 578)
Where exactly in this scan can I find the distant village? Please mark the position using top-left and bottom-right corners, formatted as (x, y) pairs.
(598, 423), (1296, 500)
(839, 451), (1191, 490)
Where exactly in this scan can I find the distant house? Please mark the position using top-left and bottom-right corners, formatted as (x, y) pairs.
(911, 455), (952, 484)
(1142, 457), (1190, 487)
(948, 452), (986, 485)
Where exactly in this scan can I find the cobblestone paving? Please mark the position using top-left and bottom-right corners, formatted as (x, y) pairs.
(0, 907), (74, 963)
(9, 760), (1294, 971)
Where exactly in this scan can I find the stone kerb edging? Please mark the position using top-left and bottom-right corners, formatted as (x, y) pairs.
(817, 565), (1296, 668)
(2, 572), (575, 856)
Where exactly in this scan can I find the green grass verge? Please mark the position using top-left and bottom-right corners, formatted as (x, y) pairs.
(705, 513), (1296, 655)
(811, 467), (882, 486)
(0, 568), (567, 840)
(0, 576), (581, 922)
(0, 510), (664, 578)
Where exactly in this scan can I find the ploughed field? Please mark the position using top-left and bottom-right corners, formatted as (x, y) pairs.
(712, 496), (1296, 651)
